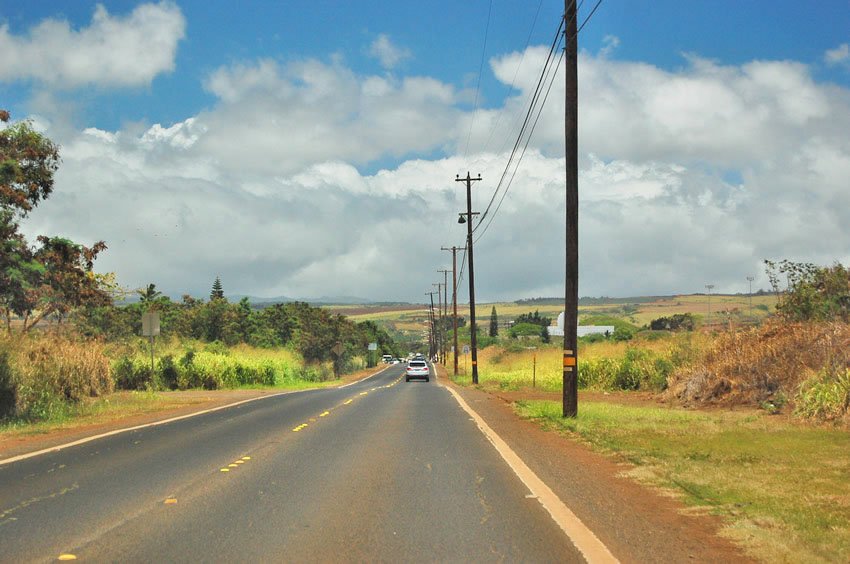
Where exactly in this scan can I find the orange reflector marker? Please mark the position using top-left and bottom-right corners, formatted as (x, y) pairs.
(563, 355), (576, 367)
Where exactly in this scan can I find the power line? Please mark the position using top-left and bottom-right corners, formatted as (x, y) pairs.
(472, 0), (604, 244)
(479, 0), (546, 155)
(463, 0), (494, 158)
(474, 46), (564, 243)
(474, 15), (565, 233)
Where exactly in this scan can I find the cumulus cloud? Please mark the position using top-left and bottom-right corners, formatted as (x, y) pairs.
(0, 2), (185, 88)
(198, 58), (460, 175)
(825, 43), (849, 65)
(19, 45), (850, 300)
(368, 34), (412, 70)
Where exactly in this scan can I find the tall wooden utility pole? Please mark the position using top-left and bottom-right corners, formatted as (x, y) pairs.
(563, 1), (579, 417)
(456, 172), (481, 384)
(442, 246), (466, 376)
(433, 282), (443, 363)
(426, 291), (437, 360)
(438, 269), (450, 363)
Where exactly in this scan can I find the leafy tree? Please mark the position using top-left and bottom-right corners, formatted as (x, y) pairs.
(489, 306), (499, 337)
(14, 237), (110, 331)
(765, 259), (850, 322)
(0, 210), (42, 332)
(515, 310), (552, 328)
(210, 276), (224, 300)
(649, 313), (695, 331)
(137, 283), (163, 306)
(0, 111), (60, 215)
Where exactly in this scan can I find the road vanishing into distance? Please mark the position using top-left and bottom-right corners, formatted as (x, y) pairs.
(0, 364), (594, 562)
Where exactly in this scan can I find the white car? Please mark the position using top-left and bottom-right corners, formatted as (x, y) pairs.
(405, 360), (430, 382)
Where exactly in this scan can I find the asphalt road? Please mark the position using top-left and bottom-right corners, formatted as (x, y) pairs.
(0, 364), (586, 562)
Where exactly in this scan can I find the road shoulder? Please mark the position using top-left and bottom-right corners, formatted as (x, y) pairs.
(440, 373), (753, 563)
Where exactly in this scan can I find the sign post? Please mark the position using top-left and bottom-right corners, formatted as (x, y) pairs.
(367, 342), (378, 367)
(141, 312), (161, 375)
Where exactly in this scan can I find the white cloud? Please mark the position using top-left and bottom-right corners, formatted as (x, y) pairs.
(825, 43), (849, 65)
(19, 46), (850, 301)
(198, 58), (460, 176)
(368, 34), (412, 70)
(0, 2), (185, 88)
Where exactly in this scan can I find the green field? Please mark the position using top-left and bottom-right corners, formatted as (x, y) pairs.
(334, 295), (777, 352)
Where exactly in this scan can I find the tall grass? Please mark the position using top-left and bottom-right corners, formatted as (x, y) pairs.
(469, 333), (707, 392)
(0, 333), (112, 421)
(111, 339), (329, 391)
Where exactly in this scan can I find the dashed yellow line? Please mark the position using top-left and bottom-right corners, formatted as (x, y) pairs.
(320, 411), (330, 417)
(343, 399), (353, 405)
(58, 555), (77, 561)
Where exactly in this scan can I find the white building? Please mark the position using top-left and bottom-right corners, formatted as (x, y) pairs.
(547, 312), (615, 338)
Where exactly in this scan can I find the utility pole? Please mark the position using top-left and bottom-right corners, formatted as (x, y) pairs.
(456, 172), (482, 384)
(705, 284), (715, 327)
(426, 291), (437, 360)
(563, 0), (579, 418)
(442, 246), (466, 376)
(433, 282), (443, 364)
(438, 269), (450, 364)
(746, 276), (754, 319)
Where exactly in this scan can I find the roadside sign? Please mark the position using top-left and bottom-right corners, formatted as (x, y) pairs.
(462, 345), (470, 354)
(368, 342), (378, 351)
(332, 342), (344, 356)
(141, 312), (160, 336)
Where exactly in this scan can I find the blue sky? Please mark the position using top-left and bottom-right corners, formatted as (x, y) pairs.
(2, 1), (850, 301)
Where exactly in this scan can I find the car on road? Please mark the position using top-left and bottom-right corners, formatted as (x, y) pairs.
(405, 360), (430, 382)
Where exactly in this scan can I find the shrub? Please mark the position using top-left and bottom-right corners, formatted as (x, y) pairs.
(0, 349), (16, 418)
(113, 357), (154, 391)
(794, 369), (850, 422)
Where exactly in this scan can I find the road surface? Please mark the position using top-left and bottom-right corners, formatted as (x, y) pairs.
(0, 364), (591, 562)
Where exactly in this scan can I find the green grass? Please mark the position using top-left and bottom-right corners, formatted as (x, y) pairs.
(515, 400), (850, 563)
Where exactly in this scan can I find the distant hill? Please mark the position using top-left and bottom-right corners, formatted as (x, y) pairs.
(515, 296), (668, 306)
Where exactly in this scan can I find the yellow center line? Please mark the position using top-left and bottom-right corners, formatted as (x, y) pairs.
(320, 411), (330, 417)
(242, 456), (251, 461)
(343, 399), (353, 405)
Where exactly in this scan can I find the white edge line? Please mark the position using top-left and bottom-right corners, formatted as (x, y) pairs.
(0, 364), (394, 467)
(438, 369), (619, 563)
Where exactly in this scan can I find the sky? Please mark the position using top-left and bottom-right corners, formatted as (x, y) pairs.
(2, 1), (850, 303)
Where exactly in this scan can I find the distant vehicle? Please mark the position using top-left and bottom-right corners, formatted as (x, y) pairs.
(381, 354), (393, 363)
(405, 360), (430, 382)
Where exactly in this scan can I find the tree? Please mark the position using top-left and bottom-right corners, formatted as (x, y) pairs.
(18, 236), (110, 331)
(765, 259), (850, 322)
(489, 306), (499, 337)
(0, 209), (42, 333)
(137, 283), (163, 306)
(210, 276), (224, 300)
(1, 112), (60, 215)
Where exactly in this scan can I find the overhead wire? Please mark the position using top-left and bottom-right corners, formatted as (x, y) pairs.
(463, 0), (494, 158)
(473, 13), (566, 234)
(479, 0), (545, 155)
(472, 0), (604, 244)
